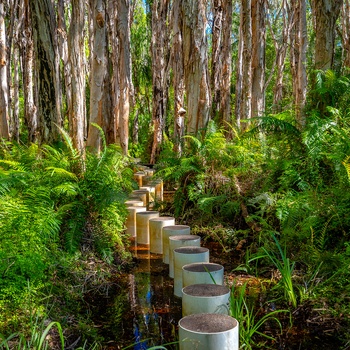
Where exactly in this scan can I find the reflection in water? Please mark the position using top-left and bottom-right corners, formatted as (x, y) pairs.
(100, 242), (181, 349)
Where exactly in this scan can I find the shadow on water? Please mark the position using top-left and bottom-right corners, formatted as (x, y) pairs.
(94, 242), (182, 349)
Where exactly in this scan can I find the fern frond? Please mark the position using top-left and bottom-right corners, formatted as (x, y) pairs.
(45, 167), (78, 181)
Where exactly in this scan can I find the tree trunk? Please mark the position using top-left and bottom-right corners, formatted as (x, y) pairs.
(172, 0), (185, 155)
(182, 0), (211, 135)
(251, 0), (266, 118)
(30, 0), (62, 143)
(57, 0), (71, 124)
(150, 0), (169, 164)
(290, 0), (307, 128)
(342, 0), (350, 69)
(68, 0), (86, 155)
(87, 0), (107, 153)
(239, 0), (252, 130)
(211, 0), (223, 119)
(296, 0), (307, 128)
(21, 0), (38, 143)
(220, 0), (232, 128)
(116, 0), (132, 155)
(312, 0), (343, 70)
(12, 45), (20, 141)
(0, 3), (10, 139)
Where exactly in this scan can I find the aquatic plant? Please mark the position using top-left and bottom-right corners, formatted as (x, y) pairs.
(229, 282), (288, 349)
(262, 234), (297, 308)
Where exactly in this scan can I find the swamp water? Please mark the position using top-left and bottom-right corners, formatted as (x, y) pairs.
(88, 241), (345, 350)
(92, 242), (182, 349)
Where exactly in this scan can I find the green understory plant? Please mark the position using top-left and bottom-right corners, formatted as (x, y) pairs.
(229, 282), (288, 349)
(261, 234), (297, 308)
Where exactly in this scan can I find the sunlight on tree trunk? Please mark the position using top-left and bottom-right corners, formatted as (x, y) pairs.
(68, 0), (86, 155)
(116, 0), (132, 155)
(182, 0), (211, 135)
(87, 0), (107, 154)
(150, 0), (169, 164)
(0, 3), (10, 139)
(30, 0), (62, 143)
(21, 0), (38, 143)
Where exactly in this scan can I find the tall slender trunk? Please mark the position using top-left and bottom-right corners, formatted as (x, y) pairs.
(87, 0), (107, 153)
(116, 0), (132, 155)
(251, 0), (266, 118)
(22, 0), (38, 143)
(57, 0), (71, 123)
(150, 0), (169, 164)
(211, 0), (223, 119)
(296, 0), (307, 128)
(30, 0), (62, 143)
(12, 46), (20, 141)
(68, 0), (86, 155)
(342, 0), (350, 69)
(220, 0), (232, 128)
(312, 0), (343, 70)
(182, 0), (211, 135)
(0, 3), (10, 139)
(172, 0), (185, 155)
(240, 0), (252, 130)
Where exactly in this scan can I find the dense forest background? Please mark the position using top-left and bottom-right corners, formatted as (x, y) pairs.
(1, 0), (350, 349)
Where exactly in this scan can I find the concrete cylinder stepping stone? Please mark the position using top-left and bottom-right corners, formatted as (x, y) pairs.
(131, 189), (149, 207)
(125, 206), (147, 237)
(169, 235), (201, 278)
(140, 185), (156, 205)
(162, 225), (191, 264)
(174, 246), (209, 298)
(133, 171), (145, 187)
(149, 216), (175, 254)
(125, 199), (144, 207)
(183, 262), (224, 287)
(182, 284), (230, 317)
(136, 211), (159, 245)
(151, 179), (163, 201)
(178, 313), (239, 350)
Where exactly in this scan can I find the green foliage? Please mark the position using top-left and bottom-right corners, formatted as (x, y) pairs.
(0, 138), (133, 339)
(229, 282), (288, 349)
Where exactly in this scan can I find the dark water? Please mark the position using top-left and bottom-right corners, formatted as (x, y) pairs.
(88, 241), (346, 350)
(95, 243), (182, 349)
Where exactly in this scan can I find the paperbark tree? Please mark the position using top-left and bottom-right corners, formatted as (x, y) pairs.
(68, 0), (86, 155)
(236, 0), (252, 130)
(342, 0), (350, 69)
(251, 0), (266, 118)
(0, 3), (10, 139)
(21, 0), (38, 143)
(182, 0), (211, 135)
(312, 0), (343, 70)
(87, 0), (107, 153)
(150, 0), (169, 164)
(116, 0), (132, 155)
(212, 0), (232, 129)
(172, 0), (185, 155)
(290, 0), (307, 128)
(30, 0), (62, 143)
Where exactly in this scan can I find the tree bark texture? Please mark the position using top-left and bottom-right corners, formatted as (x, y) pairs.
(0, 3), (10, 139)
(116, 0), (132, 155)
(251, 0), (266, 118)
(150, 0), (169, 164)
(236, 0), (252, 131)
(312, 0), (343, 70)
(172, 0), (185, 155)
(87, 0), (107, 153)
(182, 0), (211, 135)
(68, 0), (86, 155)
(342, 0), (350, 69)
(30, 0), (62, 143)
(21, 0), (38, 143)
